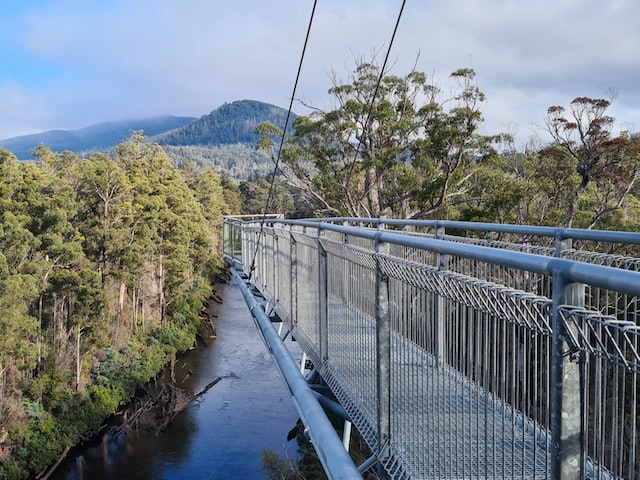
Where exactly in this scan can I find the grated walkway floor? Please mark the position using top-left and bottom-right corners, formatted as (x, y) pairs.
(308, 300), (552, 480)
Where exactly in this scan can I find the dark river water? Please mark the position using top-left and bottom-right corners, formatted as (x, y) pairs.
(51, 279), (302, 480)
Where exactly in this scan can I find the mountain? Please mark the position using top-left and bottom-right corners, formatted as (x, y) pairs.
(0, 99), (296, 180)
(0, 115), (196, 160)
(152, 100), (296, 179)
(155, 99), (293, 147)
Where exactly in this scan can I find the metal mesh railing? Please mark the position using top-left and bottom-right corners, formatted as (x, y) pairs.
(560, 308), (640, 479)
(320, 242), (554, 478)
(223, 217), (640, 480)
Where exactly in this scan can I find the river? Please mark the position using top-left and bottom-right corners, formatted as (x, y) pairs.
(51, 279), (303, 480)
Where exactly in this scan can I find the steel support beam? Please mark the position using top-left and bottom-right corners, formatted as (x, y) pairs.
(231, 267), (361, 480)
(551, 272), (585, 480)
(375, 235), (391, 478)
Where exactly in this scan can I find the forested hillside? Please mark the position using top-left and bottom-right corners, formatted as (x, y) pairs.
(155, 99), (293, 147)
(0, 134), (237, 479)
(154, 100), (293, 177)
(162, 144), (273, 180)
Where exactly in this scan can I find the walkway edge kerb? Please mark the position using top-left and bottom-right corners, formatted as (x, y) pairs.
(230, 267), (363, 480)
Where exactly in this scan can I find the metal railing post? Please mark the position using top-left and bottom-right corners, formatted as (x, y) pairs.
(551, 268), (585, 480)
(223, 219), (230, 257)
(273, 232), (279, 305)
(435, 226), (449, 368)
(242, 224), (250, 272)
(556, 234), (572, 258)
(261, 229), (267, 291)
(376, 234), (391, 478)
(318, 231), (328, 368)
(290, 233), (298, 330)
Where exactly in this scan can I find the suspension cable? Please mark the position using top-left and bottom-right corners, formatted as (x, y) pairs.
(344, 0), (407, 213)
(248, 0), (318, 280)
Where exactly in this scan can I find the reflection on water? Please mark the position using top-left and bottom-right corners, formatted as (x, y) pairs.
(52, 280), (302, 479)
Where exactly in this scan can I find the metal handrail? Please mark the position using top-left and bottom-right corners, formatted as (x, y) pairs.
(224, 217), (640, 480)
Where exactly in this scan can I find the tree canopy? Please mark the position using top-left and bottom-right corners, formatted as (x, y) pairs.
(258, 61), (497, 219)
(256, 59), (640, 231)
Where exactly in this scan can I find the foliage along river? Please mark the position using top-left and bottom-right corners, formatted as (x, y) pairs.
(51, 279), (302, 479)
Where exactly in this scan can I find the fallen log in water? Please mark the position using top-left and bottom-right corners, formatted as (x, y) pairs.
(194, 376), (223, 400)
(160, 377), (224, 433)
(110, 375), (225, 438)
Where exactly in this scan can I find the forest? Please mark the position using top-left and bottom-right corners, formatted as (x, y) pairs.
(1, 59), (639, 479)
(0, 133), (236, 479)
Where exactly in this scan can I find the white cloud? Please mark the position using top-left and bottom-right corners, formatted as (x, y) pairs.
(0, 0), (638, 142)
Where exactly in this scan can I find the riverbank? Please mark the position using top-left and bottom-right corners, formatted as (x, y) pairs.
(29, 288), (220, 480)
(49, 278), (302, 479)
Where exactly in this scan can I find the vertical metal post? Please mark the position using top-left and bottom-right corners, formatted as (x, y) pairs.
(241, 224), (247, 269)
(343, 420), (352, 452)
(300, 351), (307, 375)
(434, 226), (449, 368)
(244, 225), (252, 275)
(556, 234), (572, 258)
(232, 221), (237, 259)
(551, 267), (584, 480)
(376, 234), (391, 478)
(273, 232), (279, 304)
(234, 221), (239, 259)
(223, 219), (229, 257)
(318, 236), (328, 367)
(261, 228), (267, 292)
(291, 234), (298, 330)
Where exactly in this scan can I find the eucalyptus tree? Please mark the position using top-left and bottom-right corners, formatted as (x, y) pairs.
(541, 96), (640, 228)
(114, 133), (214, 326)
(182, 163), (230, 262)
(74, 150), (141, 309)
(258, 59), (493, 219)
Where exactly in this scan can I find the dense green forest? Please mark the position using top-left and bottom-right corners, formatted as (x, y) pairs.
(0, 133), (237, 479)
(163, 144), (273, 181)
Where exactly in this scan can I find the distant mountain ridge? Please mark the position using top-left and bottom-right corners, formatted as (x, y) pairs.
(0, 100), (294, 163)
(154, 99), (293, 146)
(0, 115), (197, 160)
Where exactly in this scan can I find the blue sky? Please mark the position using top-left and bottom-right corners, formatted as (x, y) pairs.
(1, 0), (639, 146)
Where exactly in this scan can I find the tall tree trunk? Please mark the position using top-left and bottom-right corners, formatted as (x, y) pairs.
(159, 255), (165, 320)
(37, 294), (44, 373)
(565, 177), (589, 228)
(75, 326), (82, 392)
(0, 362), (6, 399)
(365, 166), (380, 217)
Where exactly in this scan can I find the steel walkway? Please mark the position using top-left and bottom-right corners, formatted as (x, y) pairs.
(224, 217), (640, 480)
(322, 298), (551, 479)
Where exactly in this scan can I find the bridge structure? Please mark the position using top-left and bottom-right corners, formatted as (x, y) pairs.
(223, 216), (640, 480)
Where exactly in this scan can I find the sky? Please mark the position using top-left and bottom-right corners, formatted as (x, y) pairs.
(1, 0), (639, 147)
